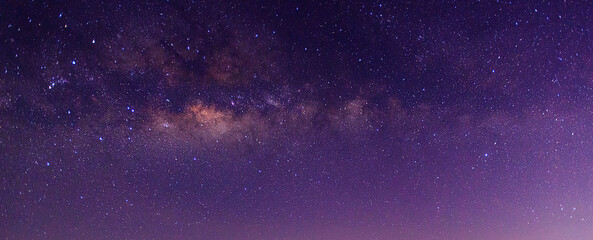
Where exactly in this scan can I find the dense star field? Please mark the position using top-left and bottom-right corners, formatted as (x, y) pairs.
(2, 0), (593, 239)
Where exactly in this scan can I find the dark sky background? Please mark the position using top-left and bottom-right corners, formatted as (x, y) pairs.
(2, 0), (593, 239)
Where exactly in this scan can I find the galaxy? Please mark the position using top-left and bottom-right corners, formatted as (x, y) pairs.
(2, 0), (593, 239)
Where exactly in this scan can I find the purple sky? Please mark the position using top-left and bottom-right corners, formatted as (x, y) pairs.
(2, 0), (593, 239)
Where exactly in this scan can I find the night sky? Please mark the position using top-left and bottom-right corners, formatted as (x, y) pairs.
(2, 1), (593, 239)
